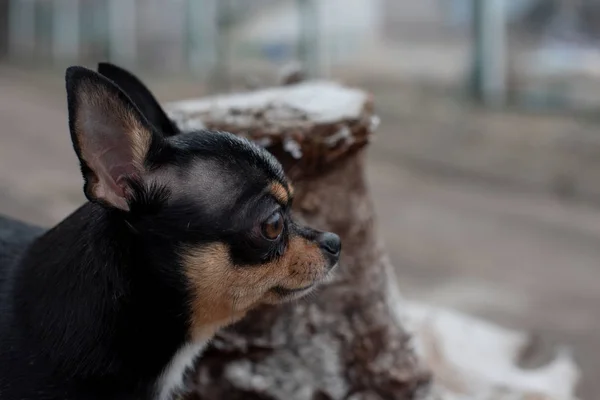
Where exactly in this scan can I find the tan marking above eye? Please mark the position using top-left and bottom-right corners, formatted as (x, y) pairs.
(269, 181), (289, 205)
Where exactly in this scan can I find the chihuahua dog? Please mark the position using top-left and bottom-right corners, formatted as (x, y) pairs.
(0, 64), (341, 400)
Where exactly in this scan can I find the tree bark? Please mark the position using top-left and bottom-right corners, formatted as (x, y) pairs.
(166, 82), (432, 400)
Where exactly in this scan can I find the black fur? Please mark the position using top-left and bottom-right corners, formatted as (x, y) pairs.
(97, 62), (180, 136)
(0, 65), (340, 399)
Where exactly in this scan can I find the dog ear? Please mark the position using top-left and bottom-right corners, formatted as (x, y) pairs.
(97, 62), (180, 136)
(65, 66), (162, 211)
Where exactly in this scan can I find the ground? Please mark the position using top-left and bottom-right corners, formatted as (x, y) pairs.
(0, 65), (597, 399)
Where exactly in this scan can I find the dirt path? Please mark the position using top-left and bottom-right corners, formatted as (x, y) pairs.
(0, 68), (597, 399)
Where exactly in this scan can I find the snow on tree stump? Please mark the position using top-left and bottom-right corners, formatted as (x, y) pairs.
(166, 81), (431, 400)
(165, 80), (582, 400)
(405, 301), (581, 400)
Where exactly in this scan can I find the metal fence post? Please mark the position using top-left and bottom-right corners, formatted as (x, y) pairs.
(471, 0), (507, 107)
(52, 0), (80, 64)
(211, 0), (232, 91)
(8, 0), (36, 59)
(0, 0), (8, 58)
(297, 0), (320, 78)
(186, 0), (217, 77)
(107, 0), (137, 67)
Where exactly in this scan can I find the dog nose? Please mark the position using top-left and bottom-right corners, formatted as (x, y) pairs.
(318, 232), (341, 258)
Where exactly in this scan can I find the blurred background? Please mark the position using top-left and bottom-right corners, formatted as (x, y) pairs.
(0, 0), (599, 398)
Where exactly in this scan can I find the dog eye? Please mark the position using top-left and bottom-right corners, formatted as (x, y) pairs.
(261, 211), (283, 240)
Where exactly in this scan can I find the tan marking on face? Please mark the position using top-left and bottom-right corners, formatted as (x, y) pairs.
(287, 183), (295, 197)
(181, 236), (327, 340)
(269, 181), (289, 205)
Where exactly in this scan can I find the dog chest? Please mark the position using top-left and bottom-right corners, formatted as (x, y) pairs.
(155, 341), (207, 400)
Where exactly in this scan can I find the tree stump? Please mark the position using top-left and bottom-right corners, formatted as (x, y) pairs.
(165, 82), (432, 400)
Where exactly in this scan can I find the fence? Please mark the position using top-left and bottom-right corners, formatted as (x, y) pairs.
(1, 0), (375, 83)
(4, 0), (600, 111)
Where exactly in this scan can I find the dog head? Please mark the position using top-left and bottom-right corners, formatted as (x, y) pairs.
(65, 66), (341, 340)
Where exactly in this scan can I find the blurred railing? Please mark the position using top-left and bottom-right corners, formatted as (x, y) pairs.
(4, 0), (254, 71)
(3, 0), (600, 111)
(0, 0), (356, 84)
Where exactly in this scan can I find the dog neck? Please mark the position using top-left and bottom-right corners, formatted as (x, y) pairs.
(11, 202), (190, 394)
